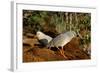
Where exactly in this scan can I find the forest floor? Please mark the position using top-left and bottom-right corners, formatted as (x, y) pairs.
(23, 32), (90, 62)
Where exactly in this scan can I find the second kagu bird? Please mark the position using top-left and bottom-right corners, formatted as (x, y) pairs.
(47, 31), (76, 59)
(36, 31), (53, 46)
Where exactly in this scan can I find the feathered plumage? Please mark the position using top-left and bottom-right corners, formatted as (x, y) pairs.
(36, 31), (53, 46)
(47, 31), (76, 59)
(47, 31), (76, 48)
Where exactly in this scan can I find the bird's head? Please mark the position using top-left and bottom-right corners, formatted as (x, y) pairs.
(36, 31), (44, 39)
(71, 31), (83, 39)
(36, 31), (42, 37)
(36, 31), (41, 35)
(76, 30), (83, 39)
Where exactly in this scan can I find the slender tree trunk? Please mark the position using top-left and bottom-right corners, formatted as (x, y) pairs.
(65, 12), (68, 24)
(69, 13), (72, 31)
(75, 13), (78, 26)
(75, 13), (78, 31)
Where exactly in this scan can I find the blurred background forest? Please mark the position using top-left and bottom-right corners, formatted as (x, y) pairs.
(23, 10), (91, 62)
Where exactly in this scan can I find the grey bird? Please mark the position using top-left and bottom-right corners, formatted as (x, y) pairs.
(36, 31), (53, 46)
(47, 31), (76, 59)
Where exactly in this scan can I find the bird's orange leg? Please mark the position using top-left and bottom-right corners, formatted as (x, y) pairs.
(59, 47), (68, 59)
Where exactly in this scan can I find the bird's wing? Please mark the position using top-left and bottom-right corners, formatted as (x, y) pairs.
(47, 31), (76, 47)
(52, 34), (68, 46)
(44, 35), (53, 43)
(39, 39), (48, 46)
(53, 32), (75, 47)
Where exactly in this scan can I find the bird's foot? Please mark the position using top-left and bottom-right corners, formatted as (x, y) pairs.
(62, 53), (68, 59)
(59, 49), (68, 59)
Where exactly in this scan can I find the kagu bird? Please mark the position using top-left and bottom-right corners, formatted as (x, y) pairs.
(47, 31), (76, 59)
(36, 31), (53, 46)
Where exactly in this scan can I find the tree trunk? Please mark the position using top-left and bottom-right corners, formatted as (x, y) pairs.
(69, 13), (73, 31)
